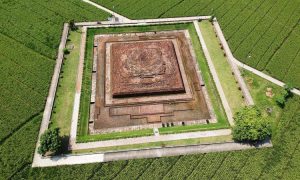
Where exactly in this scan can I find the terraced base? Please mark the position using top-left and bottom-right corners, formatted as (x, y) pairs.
(91, 30), (215, 133)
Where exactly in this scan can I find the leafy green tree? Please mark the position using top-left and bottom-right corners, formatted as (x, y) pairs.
(284, 84), (293, 97)
(275, 94), (286, 108)
(232, 106), (272, 143)
(69, 19), (78, 31)
(38, 128), (62, 156)
(276, 84), (294, 108)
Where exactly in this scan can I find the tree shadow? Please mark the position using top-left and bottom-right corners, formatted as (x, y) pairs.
(59, 135), (71, 154)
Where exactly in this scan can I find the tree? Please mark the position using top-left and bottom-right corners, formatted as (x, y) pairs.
(38, 128), (62, 156)
(275, 94), (286, 108)
(232, 106), (272, 143)
(284, 84), (293, 98)
(276, 84), (294, 108)
(209, 15), (215, 22)
(69, 19), (78, 31)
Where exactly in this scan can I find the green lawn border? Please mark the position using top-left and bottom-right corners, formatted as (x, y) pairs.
(77, 128), (154, 143)
(77, 22), (230, 142)
(199, 21), (246, 113)
(49, 30), (82, 136)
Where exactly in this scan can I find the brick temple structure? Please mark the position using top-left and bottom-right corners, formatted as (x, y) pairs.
(90, 30), (216, 133)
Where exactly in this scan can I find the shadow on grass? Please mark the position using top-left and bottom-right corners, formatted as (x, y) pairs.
(59, 135), (71, 154)
(233, 137), (272, 147)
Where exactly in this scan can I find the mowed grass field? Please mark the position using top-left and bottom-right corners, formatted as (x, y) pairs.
(50, 30), (82, 136)
(199, 21), (246, 113)
(0, 0), (300, 179)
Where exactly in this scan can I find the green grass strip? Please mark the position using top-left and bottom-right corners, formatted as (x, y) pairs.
(73, 135), (233, 154)
(199, 21), (246, 113)
(50, 30), (82, 136)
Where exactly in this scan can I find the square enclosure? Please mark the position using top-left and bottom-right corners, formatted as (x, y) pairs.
(91, 30), (215, 133)
(110, 40), (185, 98)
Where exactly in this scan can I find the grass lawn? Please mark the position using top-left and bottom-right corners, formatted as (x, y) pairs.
(77, 23), (230, 141)
(159, 124), (229, 135)
(72, 135), (233, 154)
(242, 68), (284, 136)
(50, 30), (81, 136)
(199, 21), (246, 113)
(242, 69), (283, 119)
(77, 128), (154, 142)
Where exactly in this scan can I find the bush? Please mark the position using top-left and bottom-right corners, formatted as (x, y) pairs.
(38, 128), (62, 156)
(276, 84), (294, 108)
(232, 106), (272, 143)
(209, 15), (215, 22)
(63, 48), (70, 55)
(69, 19), (78, 31)
(275, 94), (286, 108)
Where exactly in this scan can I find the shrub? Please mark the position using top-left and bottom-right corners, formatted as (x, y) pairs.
(69, 19), (78, 31)
(38, 128), (62, 156)
(284, 84), (293, 97)
(276, 84), (294, 108)
(63, 48), (70, 55)
(275, 94), (286, 108)
(232, 106), (272, 143)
